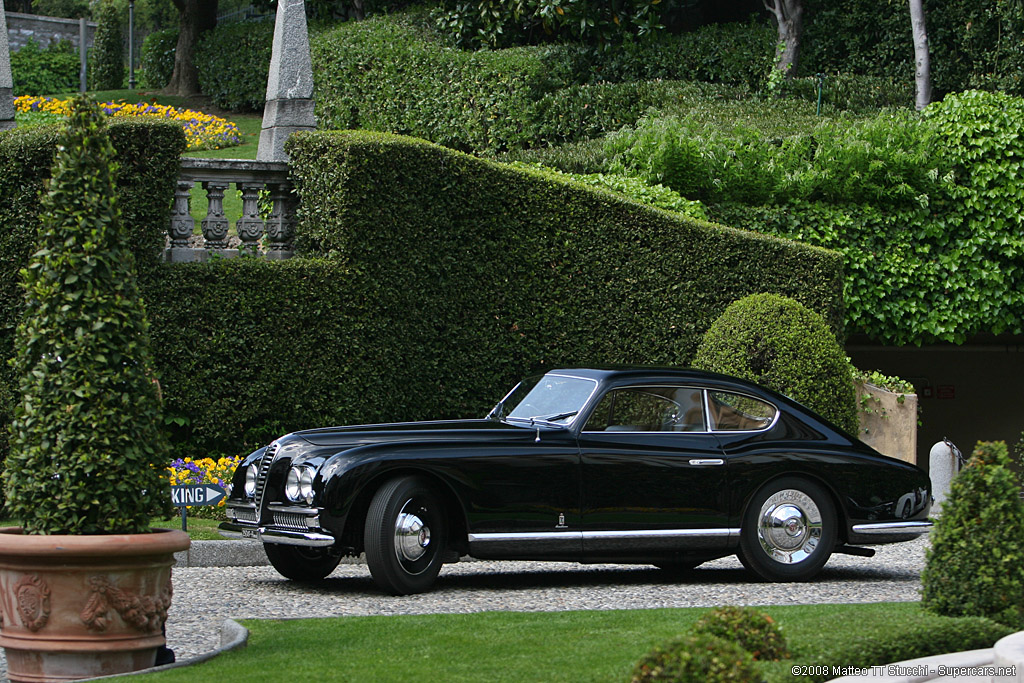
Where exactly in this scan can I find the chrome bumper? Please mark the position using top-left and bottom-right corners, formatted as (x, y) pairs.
(851, 520), (933, 535)
(218, 521), (335, 547)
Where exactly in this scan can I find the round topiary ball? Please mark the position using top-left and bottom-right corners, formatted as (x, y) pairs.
(693, 293), (858, 435)
(631, 633), (759, 683)
(693, 606), (790, 661)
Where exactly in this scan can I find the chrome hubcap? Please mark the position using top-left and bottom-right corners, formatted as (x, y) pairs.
(395, 504), (431, 563)
(757, 489), (822, 564)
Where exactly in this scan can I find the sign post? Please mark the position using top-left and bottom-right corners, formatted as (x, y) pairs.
(171, 484), (226, 531)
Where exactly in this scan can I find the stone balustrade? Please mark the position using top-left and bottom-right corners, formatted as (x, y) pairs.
(165, 158), (297, 263)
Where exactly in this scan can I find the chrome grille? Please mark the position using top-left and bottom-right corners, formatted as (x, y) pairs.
(254, 441), (278, 514)
(233, 507), (258, 524)
(272, 512), (311, 530)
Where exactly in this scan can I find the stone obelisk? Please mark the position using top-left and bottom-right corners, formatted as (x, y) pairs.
(257, 0), (314, 161)
(0, 8), (16, 131)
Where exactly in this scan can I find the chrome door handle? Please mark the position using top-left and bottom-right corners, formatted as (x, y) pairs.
(688, 458), (725, 466)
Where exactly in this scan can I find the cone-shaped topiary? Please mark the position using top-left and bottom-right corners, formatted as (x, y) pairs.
(3, 95), (171, 535)
(693, 293), (858, 435)
(921, 441), (1024, 627)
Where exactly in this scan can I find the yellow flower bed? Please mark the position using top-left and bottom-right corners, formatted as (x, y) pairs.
(14, 95), (243, 150)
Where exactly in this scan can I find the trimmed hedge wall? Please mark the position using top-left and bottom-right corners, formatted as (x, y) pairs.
(280, 130), (844, 432)
(0, 124), (844, 462)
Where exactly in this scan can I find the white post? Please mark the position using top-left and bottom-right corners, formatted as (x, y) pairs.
(929, 439), (960, 515)
(79, 17), (87, 93)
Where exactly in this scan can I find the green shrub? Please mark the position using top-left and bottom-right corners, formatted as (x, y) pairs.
(196, 20), (274, 112)
(694, 293), (858, 434)
(693, 606), (789, 662)
(2, 97), (170, 534)
(921, 441), (1024, 628)
(631, 632), (759, 683)
(139, 27), (178, 89)
(89, 0), (125, 90)
(10, 38), (79, 96)
(509, 162), (707, 219)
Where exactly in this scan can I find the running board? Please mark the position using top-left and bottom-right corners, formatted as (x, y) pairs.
(833, 545), (876, 558)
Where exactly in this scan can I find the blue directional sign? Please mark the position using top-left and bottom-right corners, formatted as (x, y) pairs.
(171, 484), (226, 507)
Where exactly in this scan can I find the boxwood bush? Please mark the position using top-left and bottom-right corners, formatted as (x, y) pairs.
(10, 38), (79, 96)
(694, 293), (858, 434)
(921, 441), (1024, 627)
(196, 20), (274, 113)
(139, 28), (178, 90)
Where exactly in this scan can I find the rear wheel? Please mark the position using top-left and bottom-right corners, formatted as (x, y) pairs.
(364, 476), (447, 595)
(264, 544), (341, 581)
(737, 477), (836, 582)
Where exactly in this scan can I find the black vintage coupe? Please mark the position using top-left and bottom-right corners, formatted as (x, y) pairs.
(219, 368), (932, 594)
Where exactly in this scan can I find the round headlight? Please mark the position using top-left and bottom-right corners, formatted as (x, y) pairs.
(244, 464), (258, 498)
(299, 468), (314, 504)
(285, 467), (302, 502)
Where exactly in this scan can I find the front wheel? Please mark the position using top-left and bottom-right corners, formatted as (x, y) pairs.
(364, 476), (448, 595)
(737, 476), (836, 582)
(265, 544), (342, 581)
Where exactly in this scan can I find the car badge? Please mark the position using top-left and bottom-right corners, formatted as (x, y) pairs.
(556, 513), (567, 529)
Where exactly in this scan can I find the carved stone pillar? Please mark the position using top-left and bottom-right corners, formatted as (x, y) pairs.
(201, 181), (230, 250)
(236, 183), (265, 255)
(168, 180), (194, 248)
(264, 183), (295, 258)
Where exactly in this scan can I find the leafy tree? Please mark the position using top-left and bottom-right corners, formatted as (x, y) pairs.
(908, 0), (930, 109)
(165, 0), (217, 96)
(89, 0), (125, 90)
(764, 0), (802, 79)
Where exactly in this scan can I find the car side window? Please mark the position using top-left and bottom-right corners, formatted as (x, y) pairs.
(583, 387), (706, 432)
(707, 391), (777, 431)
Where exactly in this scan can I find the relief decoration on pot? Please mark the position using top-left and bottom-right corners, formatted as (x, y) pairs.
(80, 576), (173, 633)
(15, 574), (51, 632)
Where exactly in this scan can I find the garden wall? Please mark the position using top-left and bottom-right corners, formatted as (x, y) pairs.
(0, 125), (845, 463)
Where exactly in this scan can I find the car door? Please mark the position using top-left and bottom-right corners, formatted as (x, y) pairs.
(577, 385), (732, 557)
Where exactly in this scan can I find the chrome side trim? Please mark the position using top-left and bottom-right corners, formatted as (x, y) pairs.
(468, 531), (580, 543)
(851, 521), (933, 535)
(468, 528), (740, 543)
(582, 528), (739, 540)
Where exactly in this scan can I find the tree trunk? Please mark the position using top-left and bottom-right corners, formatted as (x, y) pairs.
(164, 0), (218, 97)
(909, 0), (931, 110)
(764, 0), (803, 78)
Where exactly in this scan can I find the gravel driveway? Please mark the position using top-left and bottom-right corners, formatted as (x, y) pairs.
(0, 537), (929, 679)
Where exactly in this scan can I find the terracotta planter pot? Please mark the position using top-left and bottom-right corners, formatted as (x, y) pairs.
(0, 527), (190, 683)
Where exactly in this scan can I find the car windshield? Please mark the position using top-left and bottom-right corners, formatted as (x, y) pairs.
(490, 374), (598, 425)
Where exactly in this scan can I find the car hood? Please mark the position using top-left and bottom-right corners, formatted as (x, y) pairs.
(293, 419), (542, 449)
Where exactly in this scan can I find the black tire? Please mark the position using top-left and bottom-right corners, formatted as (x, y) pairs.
(264, 543), (342, 581)
(364, 476), (447, 595)
(737, 476), (837, 582)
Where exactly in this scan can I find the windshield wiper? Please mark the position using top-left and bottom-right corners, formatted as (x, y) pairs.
(535, 411), (578, 423)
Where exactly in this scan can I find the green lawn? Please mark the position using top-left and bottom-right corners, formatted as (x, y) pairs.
(140, 602), (1008, 682)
